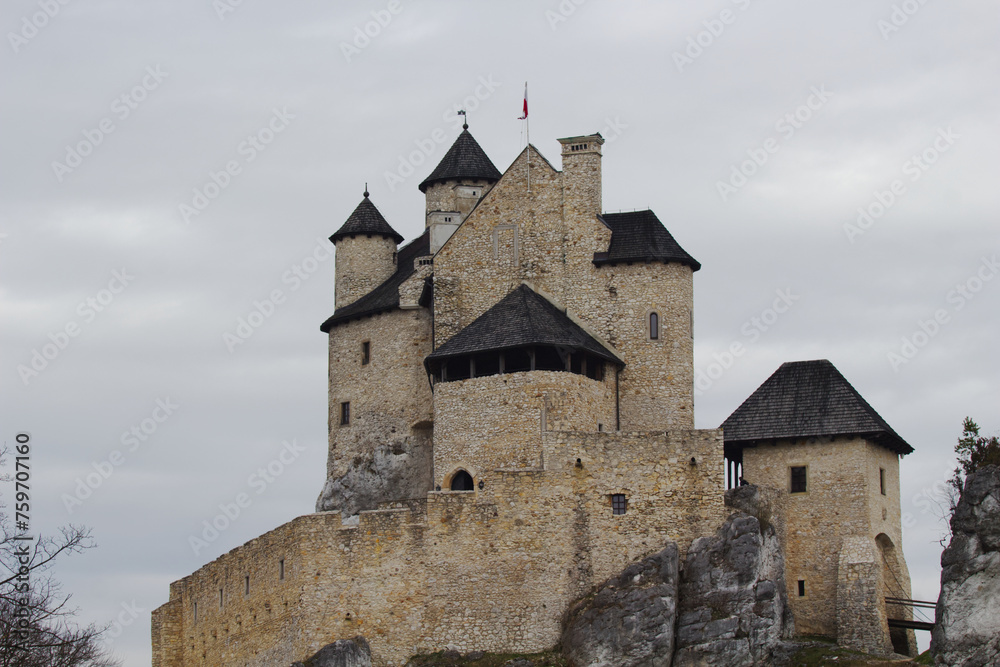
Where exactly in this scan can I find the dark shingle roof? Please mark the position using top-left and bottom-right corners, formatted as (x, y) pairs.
(319, 230), (429, 332)
(330, 194), (404, 244)
(594, 210), (700, 270)
(418, 129), (502, 193)
(425, 284), (622, 370)
(721, 359), (913, 455)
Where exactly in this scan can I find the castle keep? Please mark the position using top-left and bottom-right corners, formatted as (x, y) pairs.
(153, 123), (917, 665)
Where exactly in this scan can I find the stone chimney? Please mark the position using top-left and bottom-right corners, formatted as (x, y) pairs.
(558, 133), (604, 220)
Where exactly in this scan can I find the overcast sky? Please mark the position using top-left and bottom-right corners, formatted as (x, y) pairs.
(1, 1), (997, 664)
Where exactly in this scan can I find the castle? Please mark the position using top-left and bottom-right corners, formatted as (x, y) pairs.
(152, 123), (917, 665)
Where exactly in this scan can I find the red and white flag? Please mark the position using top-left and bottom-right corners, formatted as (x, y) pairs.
(518, 83), (528, 120)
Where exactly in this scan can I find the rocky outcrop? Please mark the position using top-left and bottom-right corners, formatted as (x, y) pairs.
(932, 465), (1000, 667)
(315, 434), (432, 516)
(292, 636), (371, 667)
(674, 493), (793, 666)
(562, 543), (680, 667)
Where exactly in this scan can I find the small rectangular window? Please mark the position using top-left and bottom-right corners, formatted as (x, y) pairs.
(279, 559), (285, 580)
(797, 580), (806, 597)
(649, 312), (659, 340)
(879, 468), (886, 496)
(611, 494), (627, 515)
(245, 576), (250, 596)
(219, 588), (223, 608)
(790, 466), (807, 493)
(361, 341), (370, 366)
(193, 601), (198, 622)
(340, 402), (350, 426)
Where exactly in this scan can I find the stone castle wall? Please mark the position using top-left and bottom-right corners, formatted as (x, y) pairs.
(741, 436), (910, 643)
(334, 235), (398, 309)
(432, 147), (694, 432)
(152, 428), (725, 667)
(432, 370), (616, 488)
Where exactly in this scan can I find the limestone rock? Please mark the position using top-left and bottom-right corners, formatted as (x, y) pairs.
(315, 435), (432, 516)
(292, 636), (371, 667)
(932, 465), (1000, 667)
(674, 502), (793, 666)
(562, 542), (680, 667)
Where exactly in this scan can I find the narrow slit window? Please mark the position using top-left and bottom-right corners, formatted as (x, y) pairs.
(790, 466), (807, 493)
(361, 341), (370, 366)
(279, 559), (285, 580)
(797, 580), (806, 597)
(340, 402), (350, 426)
(245, 576), (250, 596)
(219, 588), (223, 609)
(879, 468), (886, 496)
(649, 312), (659, 339)
(193, 602), (198, 622)
(611, 494), (627, 515)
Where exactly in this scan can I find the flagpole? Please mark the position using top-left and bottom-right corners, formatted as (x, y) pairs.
(524, 82), (530, 194)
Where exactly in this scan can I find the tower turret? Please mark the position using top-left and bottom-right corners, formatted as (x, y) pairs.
(419, 124), (501, 254)
(330, 190), (403, 309)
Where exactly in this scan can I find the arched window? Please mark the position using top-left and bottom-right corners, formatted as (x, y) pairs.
(450, 470), (474, 491)
(649, 312), (659, 340)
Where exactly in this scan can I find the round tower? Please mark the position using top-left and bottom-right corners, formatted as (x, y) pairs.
(419, 123), (502, 253)
(330, 190), (404, 309)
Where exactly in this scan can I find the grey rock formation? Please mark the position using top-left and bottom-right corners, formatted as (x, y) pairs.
(674, 498), (792, 666)
(932, 465), (1000, 667)
(562, 542), (680, 667)
(315, 434), (432, 516)
(292, 636), (371, 667)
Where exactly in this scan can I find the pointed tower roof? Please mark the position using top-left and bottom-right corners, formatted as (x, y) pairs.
(329, 191), (403, 244)
(418, 128), (502, 193)
(425, 284), (623, 372)
(721, 359), (913, 455)
(596, 210), (701, 270)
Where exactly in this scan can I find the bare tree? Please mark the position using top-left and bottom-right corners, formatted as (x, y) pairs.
(0, 447), (119, 667)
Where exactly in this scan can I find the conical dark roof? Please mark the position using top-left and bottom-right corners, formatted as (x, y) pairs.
(418, 129), (502, 193)
(425, 285), (622, 371)
(721, 360), (913, 455)
(330, 194), (403, 244)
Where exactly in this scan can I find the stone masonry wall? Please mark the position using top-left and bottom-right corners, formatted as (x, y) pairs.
(432, 370), (616, 489)
(334, 235), (398, 309)
(432, 144), (695, 432)
(740, 436), (910, 640)
(153, 428), (725, 667)
(320, 307), (433, 513)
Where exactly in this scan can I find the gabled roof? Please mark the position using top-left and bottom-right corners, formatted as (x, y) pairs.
(330, 194), (403, 244)
(418, 129), (502, 193)
(594, 210), (700, 271)
(721, 359), (913, 455)
(425, 285), (622, 370)
(320, 230), (429, 332)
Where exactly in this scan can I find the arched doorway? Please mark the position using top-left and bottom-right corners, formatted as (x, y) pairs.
(877, 533), (917, 656)
(450, 470), (474, 491)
